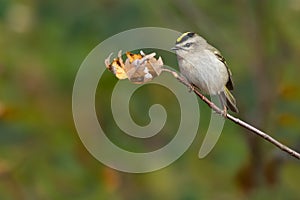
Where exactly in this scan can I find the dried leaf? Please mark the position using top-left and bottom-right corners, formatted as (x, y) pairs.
(104, 50), (164, 84)
(105, 51), (127, 80)
(126, 52), (143, 63)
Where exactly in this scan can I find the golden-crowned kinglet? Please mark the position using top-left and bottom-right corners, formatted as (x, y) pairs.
(172, 32), (238, 113)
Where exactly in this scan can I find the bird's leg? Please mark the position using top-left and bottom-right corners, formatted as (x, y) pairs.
(189, 84), (196, 92)
(222, 104), (227, 117)
(218, 94), (227, 117)
(191, 83), (202, 93)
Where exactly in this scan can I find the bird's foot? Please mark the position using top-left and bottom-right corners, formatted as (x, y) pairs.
(221, 106), (227, 117)
(188, 84), (198, 93)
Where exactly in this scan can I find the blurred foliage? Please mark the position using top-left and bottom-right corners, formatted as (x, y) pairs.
(0, 0), (300, 199)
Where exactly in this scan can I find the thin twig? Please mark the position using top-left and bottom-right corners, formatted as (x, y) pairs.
(162, 68), (300, 160)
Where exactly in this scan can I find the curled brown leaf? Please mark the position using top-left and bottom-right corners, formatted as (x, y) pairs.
(105, 50), (164, 84)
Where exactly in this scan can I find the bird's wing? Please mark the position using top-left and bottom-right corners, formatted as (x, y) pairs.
(207, 45), (234, 90)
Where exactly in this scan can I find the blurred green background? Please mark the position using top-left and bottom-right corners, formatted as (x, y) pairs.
(1, 0), (300, 199)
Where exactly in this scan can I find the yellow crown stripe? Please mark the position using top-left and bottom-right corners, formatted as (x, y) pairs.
(176, 32), (192, 43)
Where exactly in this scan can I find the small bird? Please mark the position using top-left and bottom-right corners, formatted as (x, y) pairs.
(172, 32), (238, 113)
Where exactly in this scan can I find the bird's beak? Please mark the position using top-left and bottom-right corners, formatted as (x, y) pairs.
(171, 45), (180, 51)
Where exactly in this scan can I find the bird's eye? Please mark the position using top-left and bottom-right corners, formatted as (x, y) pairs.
(184, 42), (193, 48)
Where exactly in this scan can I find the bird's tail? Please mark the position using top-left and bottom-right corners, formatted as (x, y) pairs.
(219, 87), (239, 113)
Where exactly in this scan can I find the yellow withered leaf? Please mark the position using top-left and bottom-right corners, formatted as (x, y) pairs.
(105, 51), (127, 79)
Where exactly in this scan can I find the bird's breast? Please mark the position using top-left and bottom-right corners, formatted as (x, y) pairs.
(177, 53), (228, 95)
